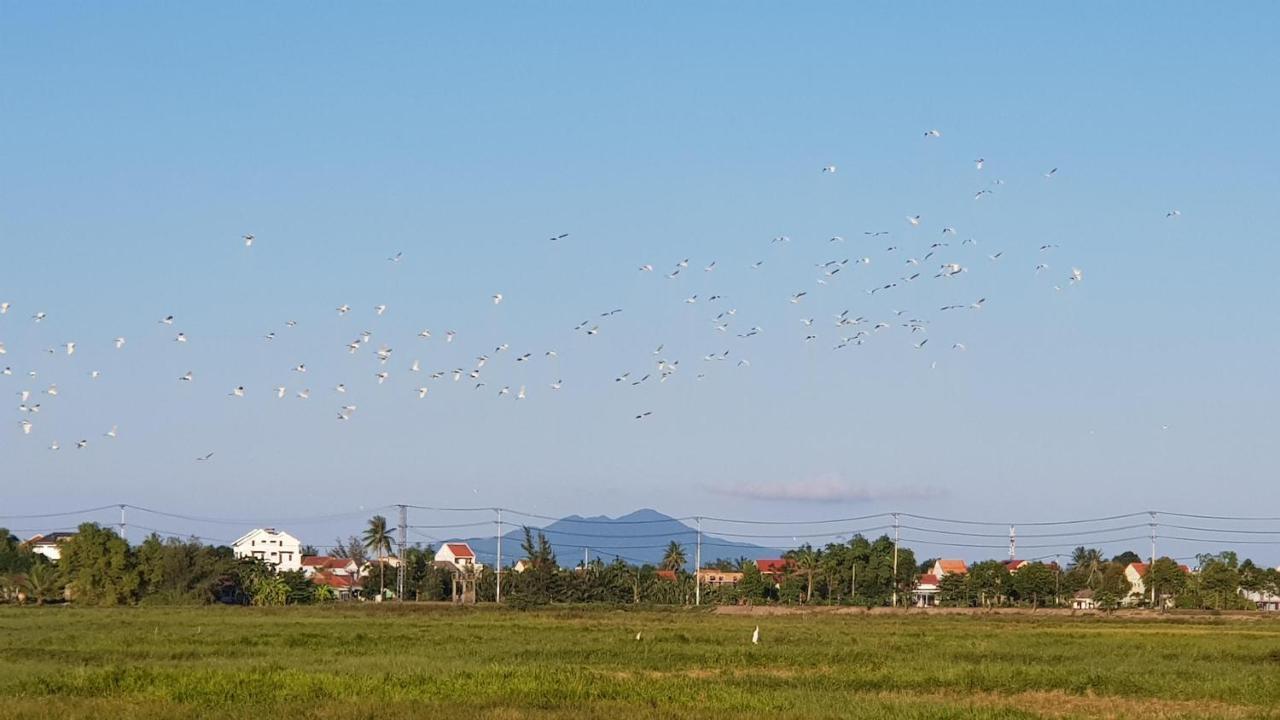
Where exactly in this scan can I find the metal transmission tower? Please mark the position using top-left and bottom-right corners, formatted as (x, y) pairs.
(397, 504), (407, 602)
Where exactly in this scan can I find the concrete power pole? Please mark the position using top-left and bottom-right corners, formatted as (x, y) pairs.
(397, 504), (407, 602)
(118, 504), (127, 543)
(891, 513), (900, 608)
(495, 508), (503, 604)
(1149, 511), (1158, 608)
(1009, 524), (1016, 560)
(695, 517), (702, 607)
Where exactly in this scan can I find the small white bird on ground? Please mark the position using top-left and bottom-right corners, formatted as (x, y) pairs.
(752, 626), (760, 644)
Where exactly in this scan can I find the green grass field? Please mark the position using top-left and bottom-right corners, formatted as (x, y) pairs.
(2, 606), (1279, 719)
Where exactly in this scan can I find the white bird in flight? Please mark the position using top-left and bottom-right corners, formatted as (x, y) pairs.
(243, 234), (255, 247)
(822, 165), (836, 173)
(492, 294), (504, 305)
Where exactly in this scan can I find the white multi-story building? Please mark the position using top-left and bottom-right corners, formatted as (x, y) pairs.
(232, 528), (303, 572)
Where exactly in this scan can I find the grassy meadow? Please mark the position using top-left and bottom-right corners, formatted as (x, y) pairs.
(2, 605), (1279, 719)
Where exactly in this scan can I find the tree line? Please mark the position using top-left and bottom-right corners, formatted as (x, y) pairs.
(3, 521), (1278, 610)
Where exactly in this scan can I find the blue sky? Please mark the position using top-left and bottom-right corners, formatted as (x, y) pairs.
(2, 3), (1278, 562)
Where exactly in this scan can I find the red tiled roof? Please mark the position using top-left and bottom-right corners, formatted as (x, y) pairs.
(918, 574), (939, 586)
(311, 571), (358, 589)
(756, 559), (791, 574)
(446, 543), (475, 558)
(302, 556), (352, 569)
(655, 570), (678, 582)
(1130, 562), (1191, 575)
(936, 559), (968, 575)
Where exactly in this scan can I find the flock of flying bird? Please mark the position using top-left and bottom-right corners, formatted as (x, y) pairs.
(5, 135), (1185, 458)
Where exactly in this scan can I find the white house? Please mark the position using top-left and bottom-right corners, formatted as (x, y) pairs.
(1241, 589), (1280, 611)
(25, 532), (76, 562)
(1071, 589), (1098, 610)
(232, 528), (303, 572)
(435, 542), (481, 572)
(1123, 562), (1191, 607)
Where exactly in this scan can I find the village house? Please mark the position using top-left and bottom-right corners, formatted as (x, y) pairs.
(24, 532), (76, 562)
(434, 542), (481, 572)
(696, 569), (744, 587)
(913, 574), (941, 607)
(1241, 588), (1280, 611)
(930, 559), (969, 578)
(310, 571), (359, 601)
(301, 556), (358, 577)
(512, 559), (535, 573)
(231, 528), (303, 572)
(1123, 562), (1191, 607)
(755, 559), (792, 583)
(914, 559), (968, 607)
(1071, 589), (1098, 610)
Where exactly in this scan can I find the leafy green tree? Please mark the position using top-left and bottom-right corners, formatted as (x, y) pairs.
(331, 536), (367, 567)
(0, 529), (35, 575)
(660, 541), (687, 572)
(362, 515), (394, 598)
(1145, 557), (1187, 607)
(1111, 550), (1142, 566)
(135, 534), (236, 604)
(938, 572), (972, 607)
(60, 523), (139, 606)
(279, 570), (316, 604)
(967, 560), (1010, 607)
(1010, 562), (1056, 607)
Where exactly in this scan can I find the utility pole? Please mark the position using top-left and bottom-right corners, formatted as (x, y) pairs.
(118, 504), (127, 542)
(850, 560), (857, 600)
(891, 513), (900, 608)
(584, 546), (589, 567)
(1149, 511), (1158, 608)
(397, 505), (407, 602)
(1009, 524), (1016, 560)
(695, 517), (702, 607)
(495, 508), (503, 604)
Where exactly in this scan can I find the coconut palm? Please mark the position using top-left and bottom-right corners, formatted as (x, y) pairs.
(1070, 547), (1105, 588)
(362, 515), (394, 598)
(22, 564), (61, 606)
(786, 544), (821, 603)
(660, 541), (687, 572)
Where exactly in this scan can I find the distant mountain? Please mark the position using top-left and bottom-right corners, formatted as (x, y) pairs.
(455, 508), (777, 570)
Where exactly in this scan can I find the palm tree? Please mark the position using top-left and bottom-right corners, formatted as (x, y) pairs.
(1070, 547), (1104, 588)
(786, 544), (821, 603)
(362, 515), (394, 599)
(661, 541), (687, 572)
(22, 564), (61, 606)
